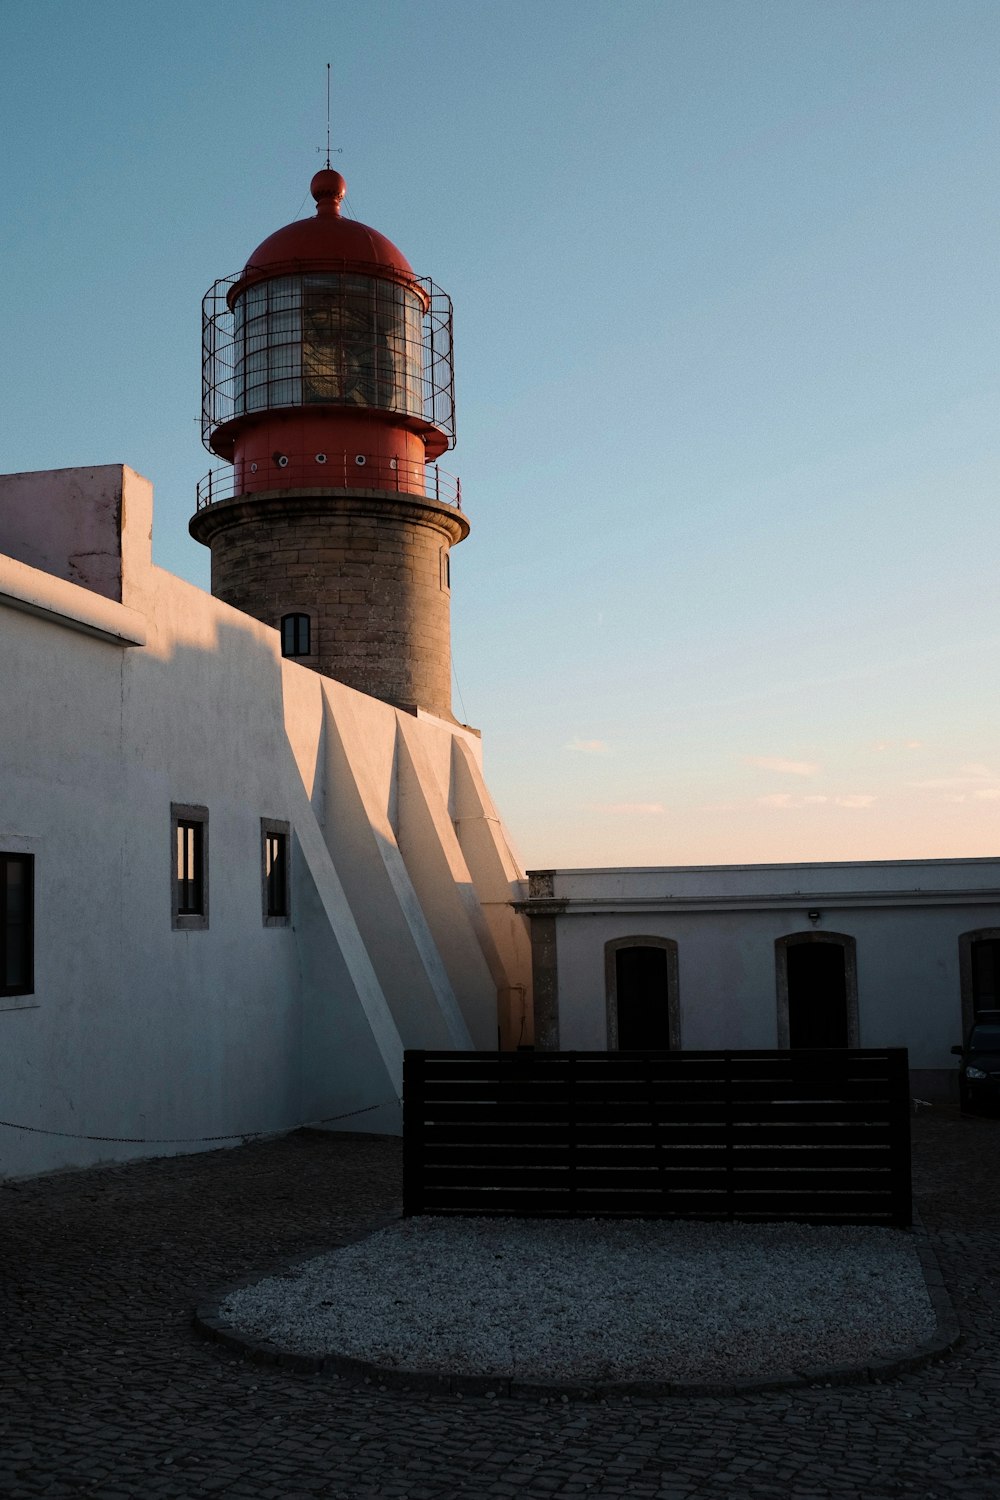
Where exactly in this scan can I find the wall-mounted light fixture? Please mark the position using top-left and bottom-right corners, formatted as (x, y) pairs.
(807, 910), (821, 925)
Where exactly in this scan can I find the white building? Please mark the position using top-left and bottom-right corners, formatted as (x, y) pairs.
(522, 861), (1000, 1100)
(0, 464), (530, 1178)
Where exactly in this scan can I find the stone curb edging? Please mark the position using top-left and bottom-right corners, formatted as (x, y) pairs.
(192, 1213), (961, 1403)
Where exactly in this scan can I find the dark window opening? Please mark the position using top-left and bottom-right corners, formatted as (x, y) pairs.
(265, 832), (288, 918)
(171, 804), (208, 930)
(261, 819), (291, 926)
(1, 853), (34, 997)
(176, 821), (204, 915)
(971, 938), (1000, 1017)
(615, 946), (672, 1050)
(787, 943), (848, 1048)
(281, 613), (311, 657)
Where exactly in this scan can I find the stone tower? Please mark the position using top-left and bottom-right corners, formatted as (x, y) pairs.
(190, 168), (468, 720)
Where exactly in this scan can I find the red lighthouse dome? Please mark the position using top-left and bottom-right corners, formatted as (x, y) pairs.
(239, 170), (417, 283)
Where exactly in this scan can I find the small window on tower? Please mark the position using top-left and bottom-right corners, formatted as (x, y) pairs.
(281, 613), (311, 658)
(440, 549), (451, 591)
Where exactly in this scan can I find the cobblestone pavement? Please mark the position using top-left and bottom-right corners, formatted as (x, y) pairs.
(2, 1114), (998, 1500)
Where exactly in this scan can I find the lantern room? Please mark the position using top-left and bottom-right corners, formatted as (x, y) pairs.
(199, 169), (457, 505)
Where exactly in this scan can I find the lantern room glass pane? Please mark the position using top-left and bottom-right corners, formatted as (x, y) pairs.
(232, 273), (424, 422)
(233, 278), (302, 414)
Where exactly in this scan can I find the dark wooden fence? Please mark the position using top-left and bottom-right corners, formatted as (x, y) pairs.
(403, 1048), (912, 1226)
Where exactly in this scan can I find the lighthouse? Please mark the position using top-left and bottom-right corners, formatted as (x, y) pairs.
(190, 168), (468, 721)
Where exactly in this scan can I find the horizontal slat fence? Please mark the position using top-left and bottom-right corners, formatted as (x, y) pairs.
(403, 1048), (911, 1226)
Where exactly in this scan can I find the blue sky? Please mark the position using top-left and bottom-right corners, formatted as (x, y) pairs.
(2, 0), (998, 868)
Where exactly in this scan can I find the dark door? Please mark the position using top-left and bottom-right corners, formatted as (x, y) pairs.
(787, 943), (849, 1048)
(615, 946), (671, 1049)
(972, 938), (1000, 1016)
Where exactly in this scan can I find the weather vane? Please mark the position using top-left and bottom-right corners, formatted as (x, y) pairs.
(317, 62), (343, 169)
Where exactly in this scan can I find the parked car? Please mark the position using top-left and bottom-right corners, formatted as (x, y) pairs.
(952, 1010), (1000, 1113)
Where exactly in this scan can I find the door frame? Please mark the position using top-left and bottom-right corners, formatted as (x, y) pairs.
(604, 936), (681, 1050)
(775, 931), (859, 1048)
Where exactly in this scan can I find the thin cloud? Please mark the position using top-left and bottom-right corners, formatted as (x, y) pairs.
(594, 802), (665, 816)
(973, 789), (1000, 801)
(757, 793), (828, 809)
(744, 756), (821, 777)
(565, 738), (610, 755)
(910, 765), (996, 791)
(757, 793), (873, 810)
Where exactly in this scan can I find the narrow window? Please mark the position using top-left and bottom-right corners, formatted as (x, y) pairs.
(265, 833), (285, 915)
(281, 613), (311, 657)
(1, 853), (34, 997)
(440, 548), (451, 591)
(171, 805), (209, 930)
(177, 822), (203, 914)
(261, 819), (291, 926)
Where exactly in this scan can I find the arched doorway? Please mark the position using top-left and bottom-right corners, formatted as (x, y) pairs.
(775, 933), (859, 1049)
(605, 937), (680, 1050)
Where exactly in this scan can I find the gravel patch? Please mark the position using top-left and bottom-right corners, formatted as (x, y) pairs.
(220, 1216), (936, 1383)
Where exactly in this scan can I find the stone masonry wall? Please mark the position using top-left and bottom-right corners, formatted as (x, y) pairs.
(191, 490), (466, 720)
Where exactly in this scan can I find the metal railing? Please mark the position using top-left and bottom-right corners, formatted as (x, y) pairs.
(195, 452), (461, 511)
(201, 269), (456, 450)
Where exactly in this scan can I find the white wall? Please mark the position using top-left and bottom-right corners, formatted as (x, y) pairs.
(541, 861), (1000, 1091)
(0, 465), (531, 1178)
